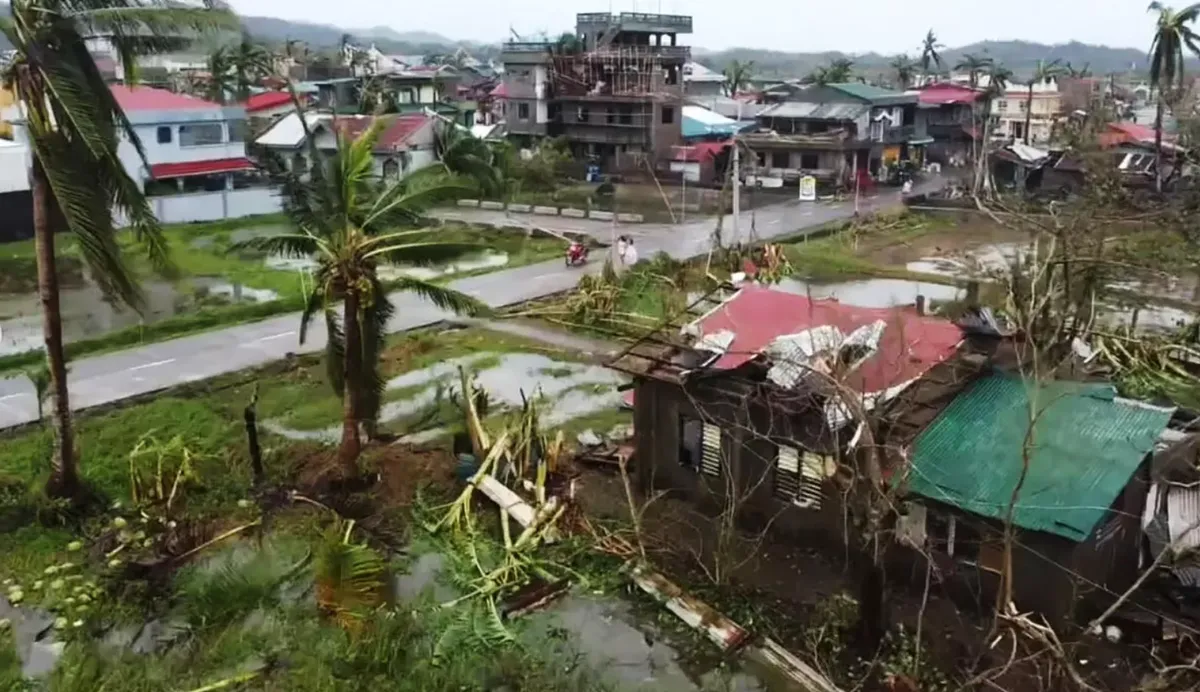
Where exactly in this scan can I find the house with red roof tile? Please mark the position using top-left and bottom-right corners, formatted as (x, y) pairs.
(243, 90), (313, 125)
(915, 83), (987, 165)
(253, 112), (439, 180)
(608, 281), (983, 546)
(8, 84), (279, 225)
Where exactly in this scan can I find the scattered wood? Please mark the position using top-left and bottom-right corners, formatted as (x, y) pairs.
(244, 384), (264, 486)
(748, 637), (845, 692)
(171, 520), (262, 564)
(575, 443), (635, 469)
(501, 578), (571, 620)
(627, 562), (750, 651)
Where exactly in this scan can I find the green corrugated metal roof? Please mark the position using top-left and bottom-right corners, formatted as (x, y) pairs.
(906, 372), (1172, 541)
(828, 83), (916, 105)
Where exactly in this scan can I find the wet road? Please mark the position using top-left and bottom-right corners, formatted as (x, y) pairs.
(0, 181), (939, 430)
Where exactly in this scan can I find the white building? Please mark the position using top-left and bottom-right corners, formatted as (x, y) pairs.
(254, 111), (439, 180)
(983, 76), (1062, 144)
(10, 85), (281, 225)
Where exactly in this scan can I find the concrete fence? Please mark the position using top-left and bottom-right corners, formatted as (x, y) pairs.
(451, 199), (644, 223)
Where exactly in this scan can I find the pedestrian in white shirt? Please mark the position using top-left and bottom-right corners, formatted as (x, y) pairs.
(616, 235), (628, 265)
(624, 237), (639, 266)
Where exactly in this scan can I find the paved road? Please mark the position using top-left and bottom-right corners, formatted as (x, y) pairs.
(0, 180), (940, 430)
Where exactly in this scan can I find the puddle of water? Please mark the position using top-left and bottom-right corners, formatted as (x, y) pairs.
(192, 278), (279, 303)
(264, 254), (318, 273)
(526, 594), (764, 692)
(0, 277), (278, 357)
(777, 277), (964, 308)
(0, 595), (59, 678)
(393, 553), (459, 603)
(264, 352), (625, 442)
(377, 251), (510, 281)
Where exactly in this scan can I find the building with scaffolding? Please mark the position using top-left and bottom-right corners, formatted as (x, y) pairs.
(500, 12), (692, 170)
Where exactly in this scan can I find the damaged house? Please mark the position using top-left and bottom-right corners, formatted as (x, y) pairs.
(612, 281), (1183, 626)
(899, 374), (1173, 622)
(610, 283), (969, 543)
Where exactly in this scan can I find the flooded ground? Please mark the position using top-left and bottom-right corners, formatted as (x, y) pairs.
(263, 351), (625, 442)
(0, 277), (277, 358)
(777, 277), (963, 309)
(6, 534), (768, 690)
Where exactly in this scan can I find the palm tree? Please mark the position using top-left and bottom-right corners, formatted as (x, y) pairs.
(976, 62), (1013, 193)
(955, 53), (993, 89)
(808, 57), (854, 86)
(722, 59), (754, 97)
(229, 31), (273, 100)
(1023, 59), (1065, 144)
(1, 0), (235, 498)
(433, 123), (500, 195)
(919, 29), (944, 83)
(233, 115), (487, 471)
(1147, 2), (1200, 193)
(205, 47), (233, 104)
(889, 54), (917, 89)
(1065, 61), (1093, 78)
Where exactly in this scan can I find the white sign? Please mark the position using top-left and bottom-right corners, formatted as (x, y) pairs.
(798, 175), (817, 202)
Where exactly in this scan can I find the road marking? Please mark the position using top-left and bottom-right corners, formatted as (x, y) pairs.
(255, 331), (295, 343)
(127, 358), (175, 373)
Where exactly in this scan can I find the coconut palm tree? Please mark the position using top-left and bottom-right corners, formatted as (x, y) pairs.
(919, 29), (944, 83)
(976, 62), (1014, 193)
(233, 116), (487, 471)
(1023, 58), (1065, 144)
(808, 57), (854, 86)
(1, 0), (235, 498)
(433, 124), (500, 195)
(722, 59), (755, 97)
(229, 31), (273, 100)
(889, 54), (917, 89)
(1147, 2), (1200, 192)
(955, 53), (992, 89)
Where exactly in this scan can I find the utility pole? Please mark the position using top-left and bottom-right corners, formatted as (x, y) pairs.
(731, 101), (742, 247)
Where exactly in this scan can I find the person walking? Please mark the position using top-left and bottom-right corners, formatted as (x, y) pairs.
(616, 235), (629, 266)
(624, 236), (639, 266)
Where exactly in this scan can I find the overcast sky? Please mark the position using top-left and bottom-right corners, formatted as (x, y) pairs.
(227, 0), (1160, 54)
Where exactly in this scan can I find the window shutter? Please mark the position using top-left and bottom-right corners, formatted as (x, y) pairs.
(700, 423), (722, 477)
(796, 452), (825, 509)
(775, 446), (800, 500)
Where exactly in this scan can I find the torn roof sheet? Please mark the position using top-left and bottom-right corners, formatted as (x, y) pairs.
(684, 284), (964, 398)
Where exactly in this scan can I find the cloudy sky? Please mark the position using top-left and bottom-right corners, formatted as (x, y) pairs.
(227, 0), (1162, 53)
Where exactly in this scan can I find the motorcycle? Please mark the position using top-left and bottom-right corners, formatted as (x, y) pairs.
(565, 242), (589, 267)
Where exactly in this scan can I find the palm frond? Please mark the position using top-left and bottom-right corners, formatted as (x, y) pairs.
(324, 306), (346, 397)
(388, 276), (489, 317)
(356, 285), (393, 424)
(298, 281), (326, 345)
(363, 174), (474, 228)
(227, 233), (319, 258)
(314, 521), (387, 630)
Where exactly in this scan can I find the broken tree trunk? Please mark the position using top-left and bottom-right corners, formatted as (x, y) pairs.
(244, 384), (264, 486)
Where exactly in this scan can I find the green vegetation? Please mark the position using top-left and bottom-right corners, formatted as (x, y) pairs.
(0, 219), (560, 375)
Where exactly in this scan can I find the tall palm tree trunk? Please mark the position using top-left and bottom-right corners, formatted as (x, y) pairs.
(338, 291), (363, 472)
(1024, 85), (1034, 144)
(1154, 95), (1166, 193)
(33, 159), (77, 498)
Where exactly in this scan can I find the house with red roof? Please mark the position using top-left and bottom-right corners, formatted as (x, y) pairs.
(94, 85), (280, 224)
(915, 83), (987, 165)
(609, 281), (978, 545)
(254, 112), (439, 180)
(243, 90), (312, 125)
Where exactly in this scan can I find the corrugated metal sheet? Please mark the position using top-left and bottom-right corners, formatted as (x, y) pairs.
(758, 101), (868, 121)
(1167, 485), (1200, 553)
(907, 373), (1173, 541)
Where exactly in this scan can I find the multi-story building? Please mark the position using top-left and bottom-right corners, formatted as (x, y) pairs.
(740, 83), (923, 186)
(500, 12), (692, 169)
(9, 85), (280, 225)
(986, 76), (1062, 144)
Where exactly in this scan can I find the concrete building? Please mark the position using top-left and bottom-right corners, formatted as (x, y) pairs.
(11, 85), (279, 225)
(739, 83), (923, 186)
(986, 76), (1062, 144)
(500, 11), (692, 169)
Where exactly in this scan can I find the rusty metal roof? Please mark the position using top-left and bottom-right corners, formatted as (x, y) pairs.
(758, 101), (869, 121)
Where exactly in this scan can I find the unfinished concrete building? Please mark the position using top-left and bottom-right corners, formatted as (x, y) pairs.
(500, 12), (691, 170)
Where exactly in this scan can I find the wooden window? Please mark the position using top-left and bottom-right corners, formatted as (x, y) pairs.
(700, 423), (722, 477)
(774, 445), (824, 509)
